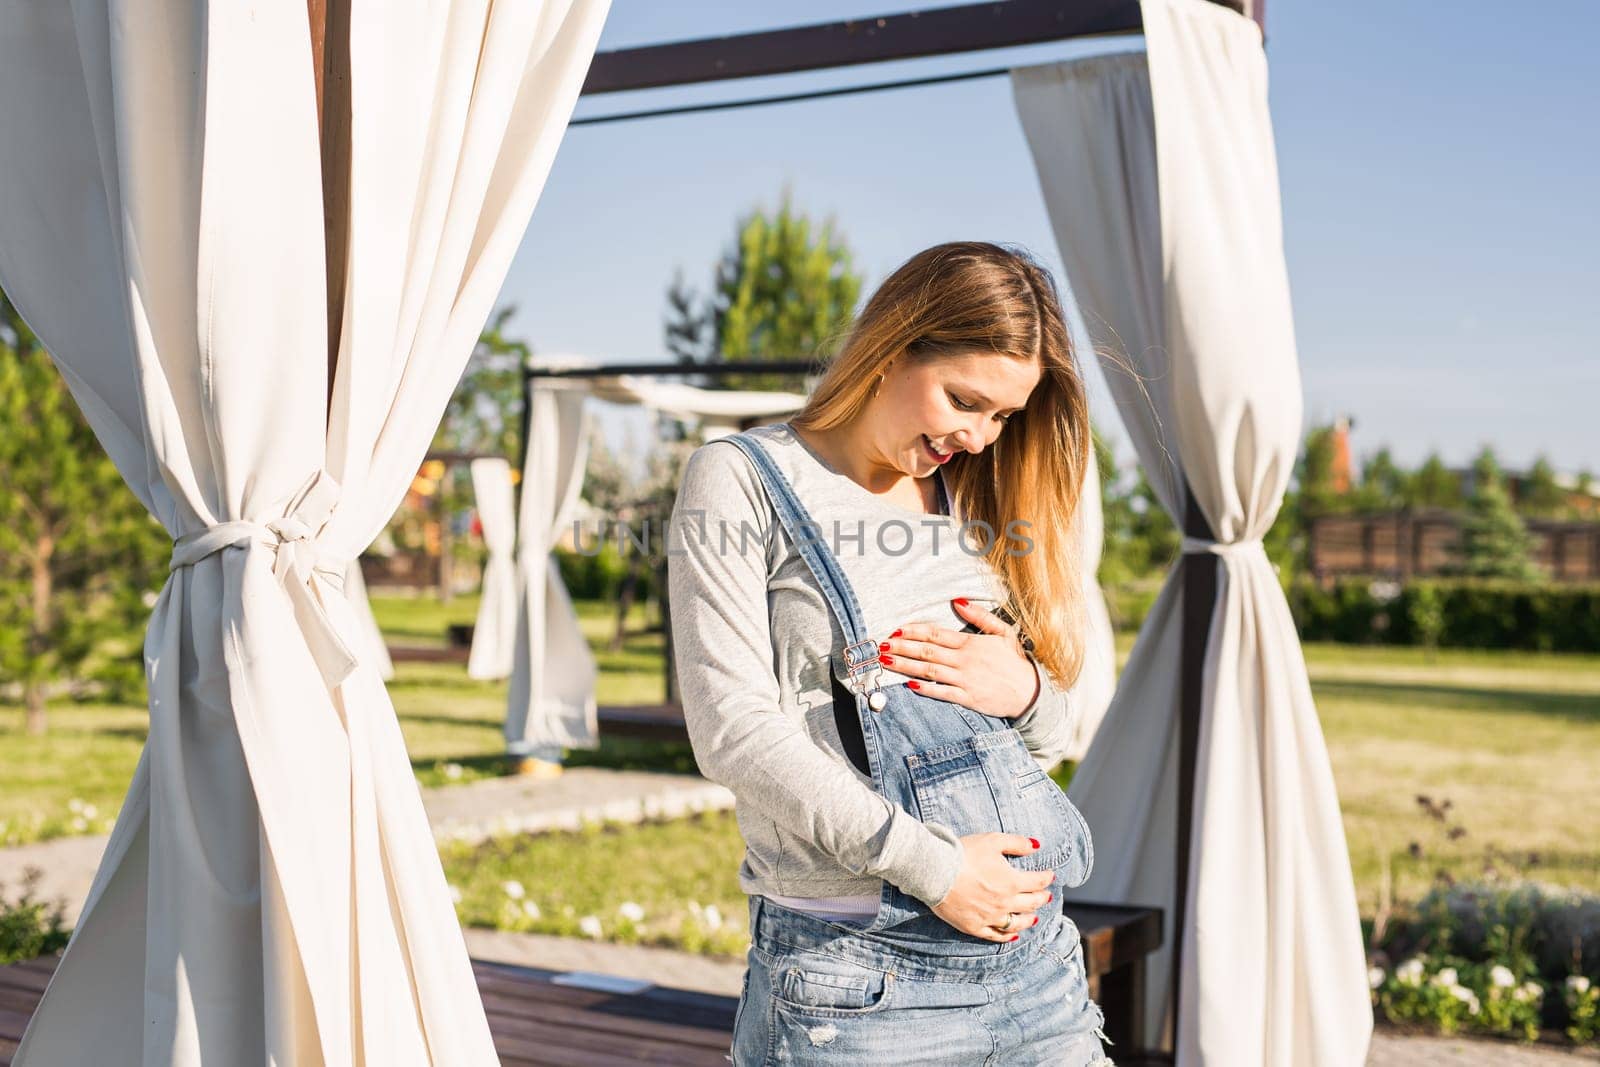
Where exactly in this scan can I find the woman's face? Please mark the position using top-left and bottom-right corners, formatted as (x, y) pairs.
(866, 351), (1041, 476)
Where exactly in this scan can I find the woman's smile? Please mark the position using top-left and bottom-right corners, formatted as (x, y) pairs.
(921, 434), (954, 465)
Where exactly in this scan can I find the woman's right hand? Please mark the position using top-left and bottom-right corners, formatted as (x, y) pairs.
(930, 833), (1056, 941)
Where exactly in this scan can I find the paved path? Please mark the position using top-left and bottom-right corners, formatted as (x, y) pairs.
(4, 770), (1595, 1065)
(2, 767), (734, 925)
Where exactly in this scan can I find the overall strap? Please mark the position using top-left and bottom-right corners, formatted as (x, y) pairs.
(716, 433), (881, 692)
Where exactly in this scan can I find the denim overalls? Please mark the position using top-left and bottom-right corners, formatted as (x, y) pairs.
(720, 432), (1111, 1066)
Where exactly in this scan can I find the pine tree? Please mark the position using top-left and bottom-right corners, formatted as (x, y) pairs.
(1519, 456), (1565, 516)
(1356, 448), (1405, 510)
(665, 190), (862, 393)
(1405, 453), (1463, 510)
(1458, 448), (1540, 581)
(0, 290), (168, 734)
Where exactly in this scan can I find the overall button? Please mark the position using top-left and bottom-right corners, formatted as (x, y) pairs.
(867, 691), (887, 711)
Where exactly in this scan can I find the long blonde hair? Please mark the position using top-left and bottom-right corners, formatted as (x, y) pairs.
(791, 242), (1091, 688)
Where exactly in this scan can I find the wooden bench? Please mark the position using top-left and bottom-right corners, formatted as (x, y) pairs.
(389, 643), (472, 664)
(0, 902), (1163, 1064)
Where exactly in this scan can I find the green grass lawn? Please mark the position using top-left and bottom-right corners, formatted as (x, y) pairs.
(1, 594), (673, 842)
(4, 592), (1597, 962)
(441, 637), (1600, 955)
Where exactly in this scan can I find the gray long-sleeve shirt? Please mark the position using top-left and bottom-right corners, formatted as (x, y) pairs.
(666, 422), (1077, 908)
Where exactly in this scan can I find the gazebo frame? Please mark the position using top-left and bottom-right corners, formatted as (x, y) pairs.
(306, 0), (1269, 1054)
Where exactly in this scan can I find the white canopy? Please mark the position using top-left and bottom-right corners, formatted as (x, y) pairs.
(502, 365), (808, 750)
(1014, 0), (1370, 1062)
(466, 457), (518, 680)
(1064, 455), (1117, 761)
(505, 385), (596, 754)
(0, 2), (608, 1062)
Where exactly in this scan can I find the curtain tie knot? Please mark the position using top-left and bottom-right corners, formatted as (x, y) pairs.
(169, 471), (356, 685)
(1180, 536), (1265, 561)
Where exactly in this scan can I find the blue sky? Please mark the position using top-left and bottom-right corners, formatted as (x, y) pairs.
(499, 0), (1599, 479)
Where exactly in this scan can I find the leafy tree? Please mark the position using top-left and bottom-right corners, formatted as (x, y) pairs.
(406, 305), (535, 595)
(1519, 455), (1565, 517)
(435, 305), (530, 461)
(1405, 453), (1462, 510)
(1574, 470), (1597, 519)
(666, 190), (861, 393)
(0, 290), (167, 734)
(1297, 424), (1342, 514)
(1458, 447), (1540, 581)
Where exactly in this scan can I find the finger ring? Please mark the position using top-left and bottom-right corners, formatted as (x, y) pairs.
(996, 912), (1016, 933)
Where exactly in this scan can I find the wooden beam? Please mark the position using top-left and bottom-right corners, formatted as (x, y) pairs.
(581, 0), (1245, 97)
(307, 0), (351, 410)
(525, 359), (825, 379)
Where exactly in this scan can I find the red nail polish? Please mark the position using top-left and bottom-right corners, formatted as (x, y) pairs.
(953, 597), (969, 606)
(878, 642), (891, 651)
(879, 654), (893, 665)
(1031, 915), (1040, 927)
(891, 629), (903, 638)
(1047, 893), (1053, 904)
(1009, 934), (1019, 942)
(1029, 838), (1040, 850)
(906, 680), (920, 690)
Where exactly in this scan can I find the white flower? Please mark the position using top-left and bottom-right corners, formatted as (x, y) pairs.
(67, 798), (84, 814)
(1490, 965), (1515, 989)
(444, 763), (464, 781)
(703, 905), (724, 930)
(618, 901), (645, 923)
(1568, 975), (1592, 995)
(521, 900), (541, 920)
(1450, 984), (1474, 1004)
(1367, 967), (1385, 990)
(81, 804), (98, 819)
(142, 590), (160, 608)
(448, 884), (463, 904)
(1432, 967), (1458, 988)
(1396, 959), (1425, 986)
(578, 915), (603, 939)
(1514, 981), (1542, 1003)
(502, 880), (526, 900)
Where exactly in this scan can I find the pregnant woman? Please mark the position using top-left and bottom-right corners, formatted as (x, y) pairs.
(667, 242), (1111, 1065)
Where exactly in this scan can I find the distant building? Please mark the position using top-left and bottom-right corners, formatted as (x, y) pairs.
(1329, 417), (1353, 494)
(1306, 510), (1600, 584)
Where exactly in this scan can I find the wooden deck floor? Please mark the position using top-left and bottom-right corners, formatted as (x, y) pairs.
(0, 955), (737, 1066)
(0, 901), (1165, 1064)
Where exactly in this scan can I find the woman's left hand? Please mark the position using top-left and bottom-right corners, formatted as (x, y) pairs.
(879, 599), (1040, 719)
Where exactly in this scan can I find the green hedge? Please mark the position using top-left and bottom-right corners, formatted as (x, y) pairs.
(554, 543), (657, 602)
(1289, 579), (1600, 652)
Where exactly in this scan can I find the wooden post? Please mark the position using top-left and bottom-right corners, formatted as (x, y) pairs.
(1173, 488), (1217, 1049)
(306, 0), (351, 408)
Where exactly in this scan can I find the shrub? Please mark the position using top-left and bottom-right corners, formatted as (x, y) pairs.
(1289, 578), (1600, 652)
(0, 869), (70, 965)
(1372, 881), (1600, 1043)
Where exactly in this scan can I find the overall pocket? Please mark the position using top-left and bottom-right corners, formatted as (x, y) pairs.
(771, 951), (895, 1017)
(906, 729), (1093, 885)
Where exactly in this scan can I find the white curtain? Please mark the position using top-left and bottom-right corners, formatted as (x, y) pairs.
(1063, 455), (1117, 761)
(467, 457), (517, 680)
(1014, 1), (1370, 1063)
(0, 2), (608, 1063)
(505, 384), (596, 754)
(344, 558), (395, 681)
